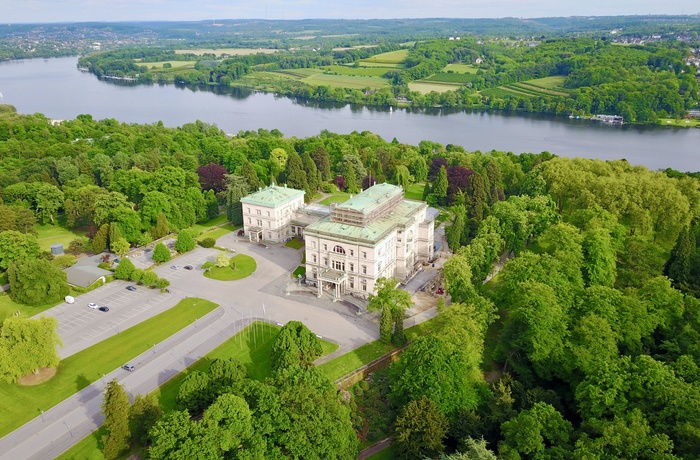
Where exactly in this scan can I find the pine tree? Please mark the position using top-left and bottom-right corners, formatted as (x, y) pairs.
(344, 162), (360, 194)
(432, 165), (448, 206)
(152, 212), (169, 239)
(312, 147), (332, 181)
(240, 160), (260, 192)
(225, 175), (249, 226)
(129, 393), (163, 446)
(151, 242), (171, 263)
(102, 379), (132, 460)
(467, 172), (487, 221)
(109, 222), (124, 251)
(302, 152), (319, 202)
(92, 223), (109, 254)
(285, 151), (308, 191)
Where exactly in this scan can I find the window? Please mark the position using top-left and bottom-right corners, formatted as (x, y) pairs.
(361, 279), (367, 291)
(323, 258), (328, 266)
(349, 277), (355, 289)
(267, 232), (271, 239)
(247, 218), (251, 224)
(323, 244), (328, 251)
(247, 207), (250, 213)
(267, 211), (270, 217)
(332, 260), (345, 271)
(362, 251), (367, 259)
(333, 245), (345, 254)
(312, 254), (317, 263)
(268, 221), (271, 228)
(378, 261), (383, 272)
(312, 241), (317, 249)
(257, 219), (262, 226)
(350, 249), (354, 256)
(362, 265), (367, 274)
(349, 263), (354, 272)
(257, 209), (261, 215)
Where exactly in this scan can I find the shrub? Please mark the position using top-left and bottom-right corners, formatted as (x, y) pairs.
(199, 237), (216, 248)
(114, 258), (136, 280)
(67, 239), (85, 255)
(321, 182), (338, 193)
(98, 262), (112, 270)
(52, 254), (77, 269)
(174, 231), (196, 253)
(151, 243), (171, 263)
(141, 270), (158, 287)
(201, 261), (214, 270)
(130, 268), (144, 283)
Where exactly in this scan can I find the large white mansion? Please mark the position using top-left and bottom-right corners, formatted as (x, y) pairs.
(241, 183), (434, 298)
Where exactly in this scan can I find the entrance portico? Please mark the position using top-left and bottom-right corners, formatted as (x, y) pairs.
(316, 268), (347, 302)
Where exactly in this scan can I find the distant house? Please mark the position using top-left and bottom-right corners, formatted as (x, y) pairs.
(64, 256), (112, 288)
(475, 57), (483, 64)
(240, 184), (306, 243)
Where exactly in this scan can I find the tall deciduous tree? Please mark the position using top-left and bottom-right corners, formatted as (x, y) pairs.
(0, 230), (40, 270)
(395, 396), (449, 460)
(367, 277), (412, 345)
(151, 243), (171, 263)
(197, 163), (228, 193)
(432, 165), (449, 206)
(34, 183), (64, 224)
(499, 402), (573, 459)
(312, 147), (332, 182)
(0, 316), (62, 383)
(174, 230), (196, 253)
(92, 223), (109, 254)
(114, 257), (135, 280)
(224, 174), (249, 226)
(7, 259), (69, 306)
(240, 159), (261, 192)
(285, 151), (307, 192)
(130, 393), (163, 447)
(270, 321), (323, 372)
(111, 238), (130, 257)
(102, 379), (132, 460)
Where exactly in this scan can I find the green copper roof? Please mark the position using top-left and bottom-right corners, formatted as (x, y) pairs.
(336, 182), (403, 215)
(305, 200), (425, 245)
(240, 184), (305, 207)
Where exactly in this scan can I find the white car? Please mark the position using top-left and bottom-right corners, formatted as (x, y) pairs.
(171, 265), (180, 270)
(88, 302), (98, 309)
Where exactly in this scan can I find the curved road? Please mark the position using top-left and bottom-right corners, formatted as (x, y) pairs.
(0, 237), (412, 459)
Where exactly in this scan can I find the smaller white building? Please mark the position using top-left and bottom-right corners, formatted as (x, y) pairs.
(241, 184), (305, 243)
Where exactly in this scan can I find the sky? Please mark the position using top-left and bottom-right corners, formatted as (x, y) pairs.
(2, 0), (699, 24)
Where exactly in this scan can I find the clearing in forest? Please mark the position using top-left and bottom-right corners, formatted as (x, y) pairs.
(361, 49), (409, 64)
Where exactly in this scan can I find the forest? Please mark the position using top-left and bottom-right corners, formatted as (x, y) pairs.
(78, 35), (700, 123)
(1, 104), (700, 458)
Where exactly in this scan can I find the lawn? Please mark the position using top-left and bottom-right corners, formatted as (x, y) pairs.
(303, 73), (389, 90)
(404, 183), (425, 201)
(0, 293), (61, 321)
(285, 238), (305, 250)
(188, 214), (229, 235)
(425, 72), (477, 84)
(526, 75), (567, 89)
(58, 322), (339, 459)
(197, 223), (238, 242)
(444, 63), (479, 74)
(361, 49), (409, 64)
(322, 65), (389, 77)
(367, 444), (396, 460)
(204, 254), (256, 281)
(146, 61), (197, 73)
(319, 317), (439, 382)
(35, 223), (87, 251)
(292, 266), (306, 278)
(0, 298), (217, 437)
(319, 192), (351, 205)
(659, 118), (700, 128)
(408, 81), (462, 94)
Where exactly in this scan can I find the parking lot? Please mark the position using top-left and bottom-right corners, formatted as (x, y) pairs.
(43, 279), (176, 358)
(153, 249), (218, 283)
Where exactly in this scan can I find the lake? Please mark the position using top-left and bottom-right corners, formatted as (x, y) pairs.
(1, 56), (699, 171)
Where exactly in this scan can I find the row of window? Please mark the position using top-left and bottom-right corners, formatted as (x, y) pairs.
(311, 270), (368, 291)
(311, 255), (370, 274)
(309, 241), (368, 259)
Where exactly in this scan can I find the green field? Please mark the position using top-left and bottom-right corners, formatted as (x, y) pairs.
(323, 65), (389, 77)
(144, 61), (197, 73)
(513, 81), (569, 97)
(408, 81), (462, 94)
(526, 75), (567, 89)
(425, 72), (478, 84)
(204, 254), (256, 281)
(404, 183), (425, 201)
(355, 62), (405, 69)
(285, 238), (305, 250)
(272, 68), (323, 79)
(175, 48), (278, 56)
(444, 63), (479, 74)
(57, 322), (339, 460)
(319, 192), (351, 205)
(304, 73), (389, 90)
(659, 118), (700, 128)
(361, 49), (408, 64)
(0, 293), (60, 321)
(197, 223), (238, 242)
(35, 223), (87, 251)
(0, 298), (217, 437)
(188, 214), (229, 235)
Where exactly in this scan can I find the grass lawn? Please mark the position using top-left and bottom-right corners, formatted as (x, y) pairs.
(0, 293), (61, 321)
(361, 50), (408, 64)
(322, 65), (389, 77)
(404, 183), (425, 201)
(292, 266), (306, 278)
(197, 223), (238, 242)
(526, 75), (567, 89)
(285, 238), (305, 250)
(35, 223), (87, 251)
(0, 298), (217, 437)
(660, 118), (700, 128)
(59, 322), (339, 459)
(303, 73), (389, 90)
(204, 254), (256, 281)
(319, 192), (351, 205)
(175, 48), (278, 56)
(444, 63), (479, 73)
(408, 81), (462, 94)
(188, 215), (229, 235)
(319, 317), (439, 382)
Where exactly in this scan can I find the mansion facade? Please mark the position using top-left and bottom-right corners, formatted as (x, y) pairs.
(240, 183), (434, 298)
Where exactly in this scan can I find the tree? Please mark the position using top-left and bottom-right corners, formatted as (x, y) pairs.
(215, 251), (229, 268)
(582, 226), (617, 287)
(141, 270), (158, 287)
(343, 161), (360, 194)
(395, 396), (449, 460)
(499, 403), (573, 459)
(271, 321), (323, 371)
(448, 205), (467, 251)
(151, 212), (170, 240)
(34, 183), (64, 224)
(174, 230), (196, 253)
(432, 165), (448, 206)
(285, 151), (308, 192)
(302, 151), (320, 201)
(130, 268), (144, 283)
(199, 237), (216, 248)
(0, 316), (61, 383)
(7, 259), (69, 306)
(367, 277), (412, 345)
(102, 379), (132, 460)
(312, 147), (332, 181)
(177, 371), (213, 414)
(155, 277), (170, 291)
(151, 242), (171, 263)
(92, 223), (109, 254)
(197, 163), (228, 193)
(109, 223), (124, 250)
(114, 257), (135, 280)
(130, 393), (163, 447)
(240, 159), (261, 192)
(0, 230), (40, 270)
(111, 237), (130, 257)
(67, 238), (86, 255)
(224, 174), (249, 226)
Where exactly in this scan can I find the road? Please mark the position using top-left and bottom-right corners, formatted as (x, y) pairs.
(0, 236), (401, 460)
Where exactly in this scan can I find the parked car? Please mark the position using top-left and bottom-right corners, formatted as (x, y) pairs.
(122, 364), (135, 372)
(98, 306), (110, 312)
(88, 302), (98, 309)
(171, 265), (180, 270)
(126, 285), (137, 291)
(184, 265), (193, 270)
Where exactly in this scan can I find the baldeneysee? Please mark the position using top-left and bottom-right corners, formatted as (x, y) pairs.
(1, 56), (698, 171)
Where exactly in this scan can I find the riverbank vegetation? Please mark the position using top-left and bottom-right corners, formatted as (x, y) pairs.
(1, 108), (700, 456)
